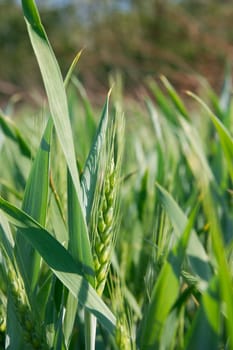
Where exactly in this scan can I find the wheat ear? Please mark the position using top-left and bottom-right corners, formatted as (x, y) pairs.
(8, 263), (49, 349)
(92, 113), (124, 296)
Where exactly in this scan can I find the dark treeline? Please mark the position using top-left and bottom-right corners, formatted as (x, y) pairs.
(0, 0), (233, 104)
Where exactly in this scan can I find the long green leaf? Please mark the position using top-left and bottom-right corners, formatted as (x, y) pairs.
(63, 292), (78, 348)
(161, 75), (189, 119)
(185, 276), (220, 350)
(188, 92), (233, 181)
(21, 0), (93, 273)
(67, 169), (94, 348)
(6, 296), (24, 350)
(67, 171), (94, 280)
(21, 0), (81, 204)
(72, 77), (96, 142)
(140, 200), (198, 349)
(0, 197), (116, 334)
(80, 91), (111, 223)
(0, 210), (14, 261)
(0, 113), (32, 159)
(156, 183), (212, 285)
(203, 188), (233, 349)
(21, 118), (52, 225)
(147, 79), (176, 123)
(64, 46), (97, 350)
(15, 117), (53, 293)
(64, 50), (83, 88)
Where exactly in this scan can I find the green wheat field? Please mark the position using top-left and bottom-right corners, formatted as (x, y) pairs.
(0, 1), (233, 349)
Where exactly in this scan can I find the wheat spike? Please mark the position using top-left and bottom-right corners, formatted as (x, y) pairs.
(7, 264), (49, 349)
(92, 113), (124, 296)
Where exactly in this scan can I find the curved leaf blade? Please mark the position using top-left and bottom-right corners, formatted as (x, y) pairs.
(81, 92), (111, 223)
(140, 200), (198, 349)
(185, 276), (220, 350)
(156, 183), (212, 284)
(0, 196), (116, 334)
(15, 117), (53, 293)
(188, 92), (233, 181)
(21, 0), (93, 275)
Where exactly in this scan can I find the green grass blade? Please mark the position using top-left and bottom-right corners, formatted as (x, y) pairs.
(147, 79), (176, 123)
(63, 292), (78, 348)
(15, 117), (53, 293)
(22, 0), (81, 201)
(185, 276), (220, 350)
(145, 98), (164, 148)
(53, 307), (67, 350)
(72, 77), (96, 141)
(203, 188), (233, 349)
(64, 50), (83, 88)
(66, 81), (106, 341)
(0, 178), (23, 200)
(0, 197), (116, 334)
(5, 296), (24, 350)
(80, 91), (111, 223)
(0, 113), (32, 159)
(48, 194), (68, 245)
(21, 0), (93, 275)
(140, 201), (198, 349)
(0, 210), (15, 261)
(66, 78), (102, 341)
(67, 171), (94, 280)
(67, 167), (95, 348)
(21, 118), (52, 225)
(188, 92), (233, 181)
(161, 75), (189, 119)
(156, 183), (212, 284)
(80, 90), (114, 350)
(178, 116), (214, 183)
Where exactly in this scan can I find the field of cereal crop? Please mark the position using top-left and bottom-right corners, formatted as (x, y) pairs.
(0, 1), (233, 349)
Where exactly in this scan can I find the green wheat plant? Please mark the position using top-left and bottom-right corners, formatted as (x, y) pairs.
(0, 0), (233, 349)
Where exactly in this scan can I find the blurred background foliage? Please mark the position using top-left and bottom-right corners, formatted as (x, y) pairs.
(0, 0), (233, 106)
